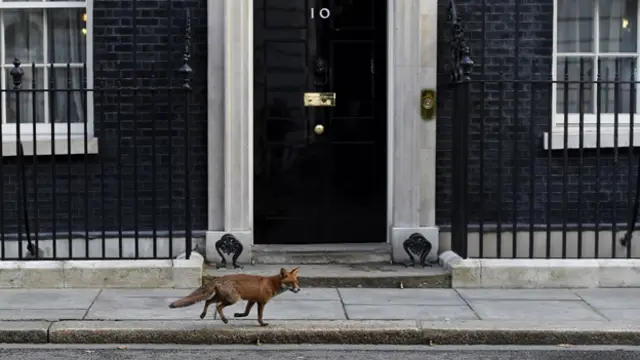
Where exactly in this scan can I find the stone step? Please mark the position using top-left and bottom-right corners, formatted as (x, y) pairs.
(250, 243), (392, 265)
(203, 263), (450, 288)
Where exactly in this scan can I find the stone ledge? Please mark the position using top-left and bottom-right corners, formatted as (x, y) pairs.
(0, 256), (203, 289)
(44, 319), (640, 345)
(439, 252), (640, 288)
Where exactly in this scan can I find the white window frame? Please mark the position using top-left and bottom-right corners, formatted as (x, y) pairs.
(547, 0), (640, 149)
(0, 0), (97, 156)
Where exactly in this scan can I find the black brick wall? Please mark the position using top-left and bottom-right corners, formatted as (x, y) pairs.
(0, 0), (208, 238)
(436, 0), (638, 229)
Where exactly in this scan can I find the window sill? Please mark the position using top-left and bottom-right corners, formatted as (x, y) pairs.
(543, 130), (640, 150)
(1, 137), (99, 157)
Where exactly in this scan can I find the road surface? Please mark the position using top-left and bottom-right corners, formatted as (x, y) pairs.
(2, 344), (640, 360)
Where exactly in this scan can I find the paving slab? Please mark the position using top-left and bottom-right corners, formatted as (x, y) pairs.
(595, 308), (640, 321)
(274, 288), (340, 301)
(338, 288), (465, 305)
(0, 309), (86, 321)
(98, 288), (195, 298)
(0, 289), (100, 309)
(345, 304), (478, 321)
(468, 300), (608, 321)
(221, 299), (346, 320)
(574, 288), (640, 309)
(86, 289), (215, 320)
(456, 289), (581, 301)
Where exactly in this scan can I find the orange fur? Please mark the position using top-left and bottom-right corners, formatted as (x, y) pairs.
(169, 267), (301, 326)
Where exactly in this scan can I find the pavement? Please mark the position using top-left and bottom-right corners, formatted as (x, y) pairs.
(3, 345), (640, 360)
(2, 287), (640, 344)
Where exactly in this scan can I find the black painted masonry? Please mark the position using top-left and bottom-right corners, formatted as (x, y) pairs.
(0, 0), (208, 242)
(436, 0), (638, 231)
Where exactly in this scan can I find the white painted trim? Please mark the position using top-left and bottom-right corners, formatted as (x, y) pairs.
(439, 230), (640, 260)
(217, 0), (396, 245)
(0, 1), (95, 139)
(551, 0), (640, 148)
(551, 0), (558, 131)
(223, 0), (251, 232)
(543, 130), (640, 149)
(223, 0), (234, 232)
(386, 0), (394, 244)
(247, 1), (254, 232)
(0, 136), (98, 156)
(0, 2), (86, 9)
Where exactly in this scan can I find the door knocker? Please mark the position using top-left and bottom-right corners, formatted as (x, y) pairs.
(313, 57), (328, 86)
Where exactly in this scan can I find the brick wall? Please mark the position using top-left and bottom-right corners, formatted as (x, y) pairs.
(436, 0), (638, 229)
(0, 0), (208, 238)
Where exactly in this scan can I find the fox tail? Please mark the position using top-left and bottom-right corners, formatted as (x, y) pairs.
(169, 286), (214, 308)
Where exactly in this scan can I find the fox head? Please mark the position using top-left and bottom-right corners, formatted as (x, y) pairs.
(279, 267), (301, 293)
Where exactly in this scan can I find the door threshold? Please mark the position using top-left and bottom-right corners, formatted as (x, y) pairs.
(251, 243), (391, 265)
(252, 243), (390, 252)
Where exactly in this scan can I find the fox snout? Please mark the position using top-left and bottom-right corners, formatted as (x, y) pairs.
(290, 287), (301, 293)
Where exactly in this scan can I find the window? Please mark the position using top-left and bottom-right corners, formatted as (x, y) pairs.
(550, 0), (640, 148)
(0, 0), (92, 141)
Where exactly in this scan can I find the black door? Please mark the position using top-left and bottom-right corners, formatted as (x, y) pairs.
(253, 0), (387, 244)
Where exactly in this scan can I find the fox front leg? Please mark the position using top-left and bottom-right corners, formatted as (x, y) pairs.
(257, 302), (268, 326)
(234, 301), (255, 318)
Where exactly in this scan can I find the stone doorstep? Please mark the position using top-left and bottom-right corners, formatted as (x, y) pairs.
(0, 252), (204, 289)
(203, 263), (451, 288)
(6, 320), (640, 345)
(439, 250), (640, 288)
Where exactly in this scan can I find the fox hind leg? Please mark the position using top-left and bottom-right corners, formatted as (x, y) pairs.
(215, 291), (241, 324)
(199, 294), (220, 319)
(216, 300), (238, 324)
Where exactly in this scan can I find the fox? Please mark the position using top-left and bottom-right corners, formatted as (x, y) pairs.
(168, 267), (301, 326)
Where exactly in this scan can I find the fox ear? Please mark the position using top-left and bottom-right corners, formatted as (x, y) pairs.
(280, 268), (287, 278)
(291, 267), (300, 276)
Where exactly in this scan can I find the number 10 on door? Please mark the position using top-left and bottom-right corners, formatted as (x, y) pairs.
(310, 7), (331, 19)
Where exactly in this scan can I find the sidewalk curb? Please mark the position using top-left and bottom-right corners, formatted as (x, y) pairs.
(0, 321), (49, 343)
(10, 320), (635, 345)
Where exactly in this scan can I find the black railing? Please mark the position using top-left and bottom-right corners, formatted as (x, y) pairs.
(448, 0), (473, 259)
(447, 0), (640, 259)
(0, 11), (196, 261)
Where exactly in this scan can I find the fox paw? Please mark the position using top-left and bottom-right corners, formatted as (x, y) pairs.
(234, 313), (246, 318)
(259, 322), (269, 327)
(199, 313), (206, 319)
(221, 318), (229, 324)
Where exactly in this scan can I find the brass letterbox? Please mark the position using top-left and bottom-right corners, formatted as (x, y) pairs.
(304, 92), (336, 107)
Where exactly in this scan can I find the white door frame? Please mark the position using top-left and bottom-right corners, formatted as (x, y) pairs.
(206, 0), (439, 264)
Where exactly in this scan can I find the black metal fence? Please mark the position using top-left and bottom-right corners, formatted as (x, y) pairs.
(0, 11), (197, 261)
(446, 0), (640, 259)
